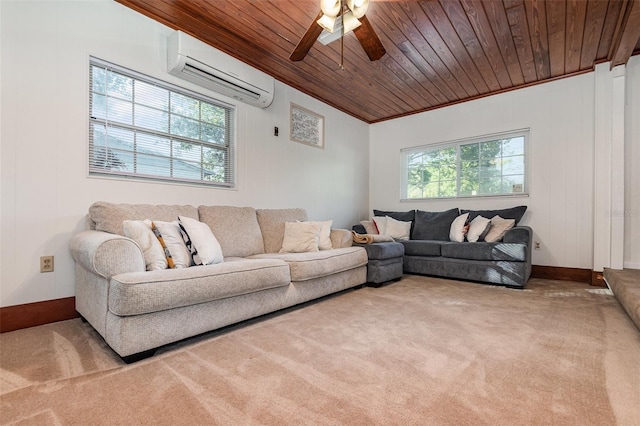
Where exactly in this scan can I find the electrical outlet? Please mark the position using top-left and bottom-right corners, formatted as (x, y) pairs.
(40, 256), (54, 273)
(534, 241), (541, 250)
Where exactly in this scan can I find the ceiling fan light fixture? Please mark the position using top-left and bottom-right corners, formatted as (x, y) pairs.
(346, 0), (369, 19)
(317, 14), (337, 33)
(320, 0), (341, 17)
(342, 12), (361, 34)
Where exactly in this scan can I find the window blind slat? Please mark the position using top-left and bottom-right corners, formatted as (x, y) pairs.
(89, 57), (235, 188)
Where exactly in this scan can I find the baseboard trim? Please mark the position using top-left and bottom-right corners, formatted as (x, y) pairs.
(591, 270), (606, 287)
(0, 297), (79, 333)
(531, 265), (597, 285)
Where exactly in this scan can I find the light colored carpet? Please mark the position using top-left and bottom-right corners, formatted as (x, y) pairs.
(1, 276), (639, 425)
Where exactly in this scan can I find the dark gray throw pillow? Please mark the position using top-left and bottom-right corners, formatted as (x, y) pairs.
(372, 209), (415, 223)
(461, 205), (527, 225)
(411, 208), (460, 241)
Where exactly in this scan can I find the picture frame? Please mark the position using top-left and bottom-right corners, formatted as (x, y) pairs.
(290, 103), (324, 149)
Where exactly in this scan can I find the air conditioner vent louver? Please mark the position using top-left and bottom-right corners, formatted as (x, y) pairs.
(167, 31), (274, 108)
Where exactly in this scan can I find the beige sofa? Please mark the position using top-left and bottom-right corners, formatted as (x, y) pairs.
(70, 202), (367, 362)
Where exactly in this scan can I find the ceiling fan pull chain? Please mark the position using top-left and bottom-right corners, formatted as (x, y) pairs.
(340, 20), (345, 69)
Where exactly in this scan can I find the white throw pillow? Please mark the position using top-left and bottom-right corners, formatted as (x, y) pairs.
(383, 216), (411, 241)
(360, 220), (379, 235)
(372, 216), (388, 235)
(123, 219), (168, 271)
(280, 221), (321, 253)
(305, 220), (333, 250)
(483, 215), (516, 242)
(449, 213), (470, 242)
(466, 215), (491, 242)
(178, 216), (224, 265)
(153, 221), (192, 268)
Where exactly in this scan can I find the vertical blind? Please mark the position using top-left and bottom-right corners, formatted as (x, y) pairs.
(89, 57), (235, 187)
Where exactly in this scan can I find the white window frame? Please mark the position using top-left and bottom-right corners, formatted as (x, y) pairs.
(401, 129), (529, 200)
(88, 57), (236, 188)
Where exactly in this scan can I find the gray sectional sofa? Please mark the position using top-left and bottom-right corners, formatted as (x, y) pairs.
(355, 206), (532, 288)
(70, 202), (367, 362)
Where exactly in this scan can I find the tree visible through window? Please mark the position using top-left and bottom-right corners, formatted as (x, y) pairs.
(89, 58), (235, 187)
(403, 130), (528, 199)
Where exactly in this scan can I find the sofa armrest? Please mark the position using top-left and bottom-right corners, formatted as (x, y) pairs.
(503, 226), (532, 246)
(330, 228), (353, 248)
(70, 230), (146, 279)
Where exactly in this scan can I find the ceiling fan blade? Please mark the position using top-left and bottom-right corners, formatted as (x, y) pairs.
(353, 15), (386, 61)
(290, 11), (324, 61)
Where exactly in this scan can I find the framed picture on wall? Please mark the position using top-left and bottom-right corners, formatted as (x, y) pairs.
(290, 103), (324, 149)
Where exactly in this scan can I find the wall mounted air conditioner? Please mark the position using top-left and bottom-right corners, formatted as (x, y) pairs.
(167, 31), (274, 108)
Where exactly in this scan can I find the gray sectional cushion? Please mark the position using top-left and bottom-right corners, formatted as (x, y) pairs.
(198, 206), (265, 257)
(401, 240), (444, 256)
(358, 242), (404, 260)
(109, 259), (291, 316)
(373, 209), (416, 234)
(461, 205), (527, 225)
(373, 209), (415, 223)
(249, 247), (367, 282)
(89, 202), (198, 236)
(366, 258), (404, 284)
(256, 208), (308, 253)
(503, 226), (532, 245)
(403, 256), (528, 288)
(441, 242), (527, 262)
(411, 208), (460, 241)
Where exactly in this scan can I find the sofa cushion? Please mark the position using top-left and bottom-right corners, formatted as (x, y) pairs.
(358, 241), (405, 260)
(411, 208), (460, 241)
(441, 242), (527, 262)
(461, 205), (527, 225)
(401, 240), (444, 257)
(89, 202), (198, 236)
(373, 209), (416, 234)
(373, 209), (415, 223)
(248, 247), (367, 282)
(256, 208), (308, 253)
(108, 259), (291, 316)
(198, 206), (265, 257)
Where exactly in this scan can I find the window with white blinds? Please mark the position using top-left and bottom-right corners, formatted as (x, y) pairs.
(89, 57), (235, 187)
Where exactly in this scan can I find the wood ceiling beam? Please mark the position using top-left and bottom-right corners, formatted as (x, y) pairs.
(609, 0), (640, 68)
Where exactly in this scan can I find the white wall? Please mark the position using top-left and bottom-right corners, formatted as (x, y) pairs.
(370, 73), (597, 269)
(0, 1), (370, 307)
(625, 56), (640, 269)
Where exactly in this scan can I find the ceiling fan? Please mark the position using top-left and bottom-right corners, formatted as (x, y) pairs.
(290, 0), (386, 63)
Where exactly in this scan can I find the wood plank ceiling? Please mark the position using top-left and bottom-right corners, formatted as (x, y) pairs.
(118, 0), (640, 123)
